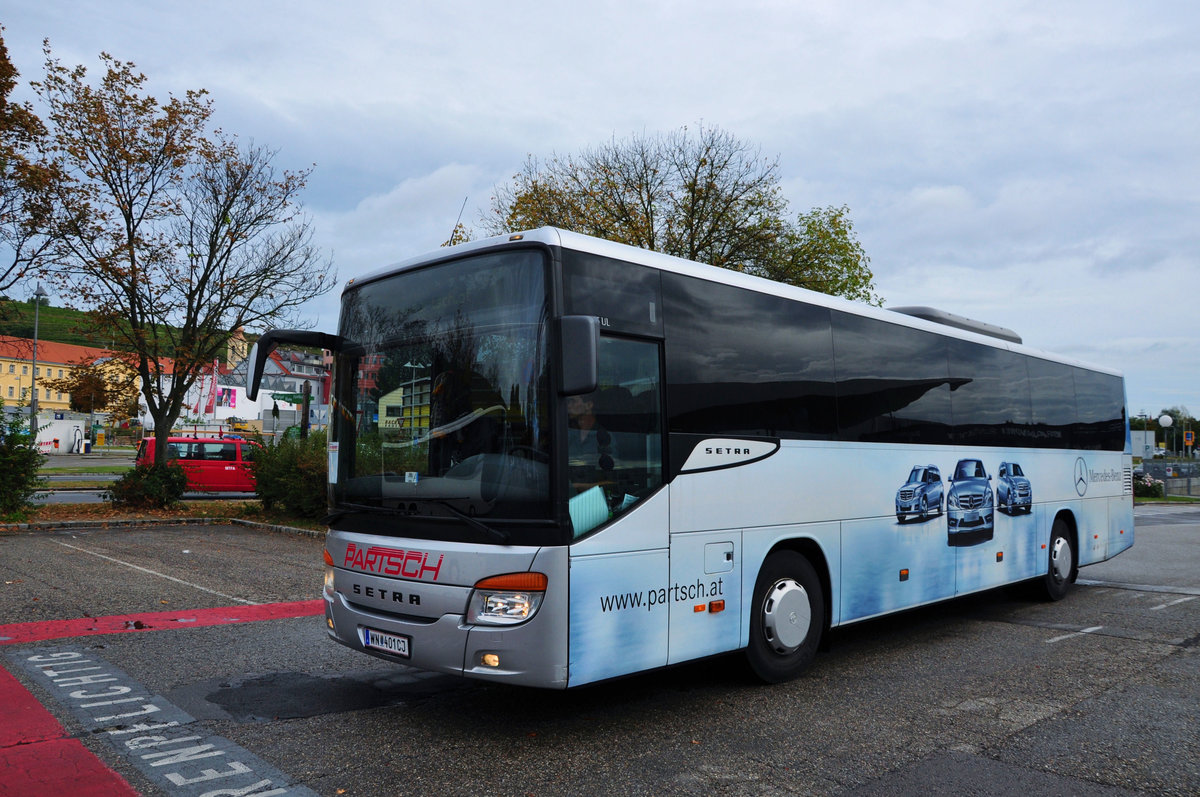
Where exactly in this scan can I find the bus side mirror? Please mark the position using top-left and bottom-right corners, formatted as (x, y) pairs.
(558, 315), (599, 396)
(247, 329), (346, 401)
(246, 337), (274, 402)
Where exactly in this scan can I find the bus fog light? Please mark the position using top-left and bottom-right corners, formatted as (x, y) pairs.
(482, 653), (500, 667)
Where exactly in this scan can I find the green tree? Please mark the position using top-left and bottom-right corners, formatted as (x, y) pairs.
(488, 124), (880, 304)
(0, 397), (45, 519)
(34, 45), (338, 464)
(747, 205), (877, 305)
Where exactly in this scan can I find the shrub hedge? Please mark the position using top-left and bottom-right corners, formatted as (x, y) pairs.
(254, 430), (328, 519)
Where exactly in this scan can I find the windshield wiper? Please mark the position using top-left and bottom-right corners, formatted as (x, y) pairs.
(322, 502), (407, 525)
(324, 501), (509, 544)
(430, 500), (510, 543)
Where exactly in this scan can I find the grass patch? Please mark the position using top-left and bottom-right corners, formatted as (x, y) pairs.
(41, 465), (132, 475)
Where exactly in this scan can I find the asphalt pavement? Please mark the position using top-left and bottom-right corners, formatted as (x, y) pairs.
(0, 505), (1196, 795)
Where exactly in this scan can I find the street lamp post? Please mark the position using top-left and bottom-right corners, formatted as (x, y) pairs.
(1160, 414), (1174, 459)
(29, 283), (48, 435)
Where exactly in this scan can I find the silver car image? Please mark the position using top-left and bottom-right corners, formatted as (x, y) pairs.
(895, 465), (944, 523)
(997, 461), (1032, 514)
(947, 458), (994, 544)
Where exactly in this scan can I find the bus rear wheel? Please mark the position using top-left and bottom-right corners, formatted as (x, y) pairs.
(1041, 518), (1076, 601)
(747, 551), (824, 683)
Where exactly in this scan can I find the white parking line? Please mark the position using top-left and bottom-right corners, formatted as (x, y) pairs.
(1046, 626), (1103, 644)
(1150, 596), (1198, 611)
(55, 542), (255, 605)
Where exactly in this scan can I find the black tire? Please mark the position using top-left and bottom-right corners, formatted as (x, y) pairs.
(1041, 517), (1076, 601)
(746, 550), (825, 683)
(919, 495), (929, 520)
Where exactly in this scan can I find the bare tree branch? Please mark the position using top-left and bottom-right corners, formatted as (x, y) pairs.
(487, 123), (880, 303)
(33, 45), (337, 462)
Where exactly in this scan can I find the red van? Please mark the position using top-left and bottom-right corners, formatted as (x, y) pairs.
(135, 436), (261, 492)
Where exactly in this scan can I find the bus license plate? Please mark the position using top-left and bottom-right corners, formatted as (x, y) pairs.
(360, 627), (411, 658)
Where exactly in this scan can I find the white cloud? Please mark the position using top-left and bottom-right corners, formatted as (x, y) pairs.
(4, 0), (1198, 414)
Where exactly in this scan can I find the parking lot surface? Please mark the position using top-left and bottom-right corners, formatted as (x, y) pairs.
(1, 506), (1197, 796)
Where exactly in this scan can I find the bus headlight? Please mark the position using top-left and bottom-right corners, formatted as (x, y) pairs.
(466, 572), (547, 626)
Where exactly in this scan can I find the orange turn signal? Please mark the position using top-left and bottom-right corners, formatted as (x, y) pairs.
(474, 572), (548, 591)
(323, 549), (334, 566)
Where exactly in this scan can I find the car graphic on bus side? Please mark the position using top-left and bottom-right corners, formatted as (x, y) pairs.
(895, 464), (944, 523)
(997, 461), (1032, 514)
(947, 458), (994, 542)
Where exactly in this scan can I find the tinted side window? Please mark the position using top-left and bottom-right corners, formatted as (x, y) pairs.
(663, 273), (836, 440)
(1072, 368), (1126, 450)
(562, 251), (663, 336)
(240, 444), (256, 462)
(1027, 357), (1075, 449)
(197, 442), (233, 461)
(832, 313), (952, 444)
(947, 340), (1032, 446)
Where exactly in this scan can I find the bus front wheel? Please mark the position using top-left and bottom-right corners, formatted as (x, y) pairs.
(1041, 518), (1076, 601)
(747, 551), (824, 683)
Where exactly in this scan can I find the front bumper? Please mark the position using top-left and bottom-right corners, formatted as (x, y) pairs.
(323, 547), (569, 689)
(947, 509), (994, 532)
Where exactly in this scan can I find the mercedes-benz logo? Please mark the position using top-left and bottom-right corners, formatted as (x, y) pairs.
(1074, 457), (1088, 496)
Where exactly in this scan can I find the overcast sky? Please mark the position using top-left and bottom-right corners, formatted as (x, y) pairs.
(4, 1), (1197, 418)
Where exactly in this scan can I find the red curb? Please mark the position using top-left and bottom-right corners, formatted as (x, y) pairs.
(0, 738), (139, 797)
(0, 665), (63, 747)
(0, 665), (138, 797)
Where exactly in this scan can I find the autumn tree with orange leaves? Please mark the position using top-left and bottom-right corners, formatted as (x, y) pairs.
(32, 43), (337, 462)
(488, 124), (879, 304)
(0, 27), (61, 297)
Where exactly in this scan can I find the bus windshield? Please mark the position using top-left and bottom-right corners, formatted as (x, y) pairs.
(330, 249), (552, 528)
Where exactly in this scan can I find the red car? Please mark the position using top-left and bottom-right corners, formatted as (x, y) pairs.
(135, 436), (261, 492)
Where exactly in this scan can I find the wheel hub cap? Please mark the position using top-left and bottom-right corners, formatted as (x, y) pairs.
(1050, 537), (1071, 583)
(762, 578), (811, 653)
